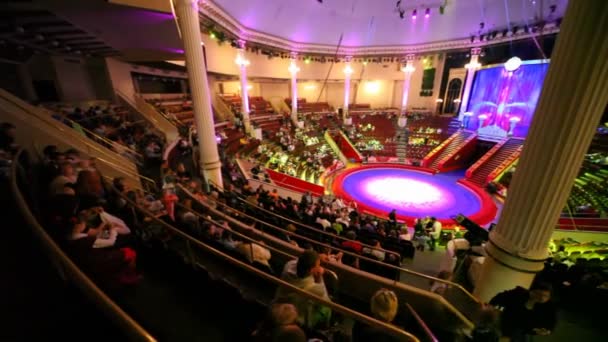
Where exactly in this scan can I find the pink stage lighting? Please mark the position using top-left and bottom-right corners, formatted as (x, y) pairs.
(425, 8), (430, 18)
(412, 9), (417, 20)
(363, 177), (446, 210)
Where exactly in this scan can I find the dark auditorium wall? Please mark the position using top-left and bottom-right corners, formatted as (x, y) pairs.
(0, 62), (30, 101)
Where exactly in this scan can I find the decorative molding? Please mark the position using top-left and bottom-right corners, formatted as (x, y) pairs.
(199, 1), (560, 57)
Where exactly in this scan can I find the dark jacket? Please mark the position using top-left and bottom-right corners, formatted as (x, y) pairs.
(490, 286), (557, 337)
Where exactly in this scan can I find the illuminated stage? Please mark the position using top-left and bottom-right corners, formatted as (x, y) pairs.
(332, 165), (497, 227)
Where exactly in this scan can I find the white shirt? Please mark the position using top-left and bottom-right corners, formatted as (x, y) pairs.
(431, 221), (442, 239)
(275, 259), (330, 327)
(236, 242), (271, 266)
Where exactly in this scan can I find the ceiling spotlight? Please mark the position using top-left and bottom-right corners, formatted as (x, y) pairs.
(317, 0), (323, 3)
(425, 8), (430, 18)
(15, 26), (25, 34)
(52, 40), (59, 46)
(412, 9), (417, 19)
(35, 34), (44, 41)
(399, 10), (404, 19)
(65, 46), (71, 51)
(480, 22), (485, 30)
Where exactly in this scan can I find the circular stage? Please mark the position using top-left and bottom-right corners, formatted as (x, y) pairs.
(332, 164), (497, 227)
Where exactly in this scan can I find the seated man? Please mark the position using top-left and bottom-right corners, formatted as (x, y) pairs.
(490, 281), (557, 341)
(275, 250), (331, 329)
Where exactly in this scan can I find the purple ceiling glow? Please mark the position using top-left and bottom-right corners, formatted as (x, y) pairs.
(211, 0), (568, 47)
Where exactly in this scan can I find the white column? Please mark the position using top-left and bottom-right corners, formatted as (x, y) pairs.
(236, 40), (251, 134)
(474, 0), (608, 301)
(288, 53), (300, 123)
(458, 48), (482, 121)
(343, 56), (353, 121)
(174, 0), (223, 189)
(400, 55), (416, 115)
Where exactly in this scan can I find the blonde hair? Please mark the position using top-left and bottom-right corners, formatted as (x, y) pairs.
(371, 289), (399, 322)
(270, 303), (298, 326)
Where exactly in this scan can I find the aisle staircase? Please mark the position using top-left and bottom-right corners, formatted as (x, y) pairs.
(395, 128), (408, 163)
(422, 130), (475, 171)
(465, 138), (524, 187)
(116, 90), (179, 141)
(446, 117), (461, 134)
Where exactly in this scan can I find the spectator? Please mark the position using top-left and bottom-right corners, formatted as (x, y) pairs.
(489, 281), (557, 341)
(252, 303), (307, 342)
(352, 288), (401, 342)
(236, 240), (272, 267)
(275, 250), (331, 329)
(363, 239), (386, 261)
(469, 305), (500, 342)
(427, 217), (442, 251)
(48, 162), (78, 196)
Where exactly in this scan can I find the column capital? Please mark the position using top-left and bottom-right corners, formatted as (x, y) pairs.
(471, 47), (482, 56)
(405, 54), (416, 61)
(174, 0), (199, 10)
(344, 55), (353, 63)
(290, 52), (298, 59)
(236, 39), (246, 49)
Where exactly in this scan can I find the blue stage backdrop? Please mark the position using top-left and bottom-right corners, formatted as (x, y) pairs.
(465, 61), (550, 138)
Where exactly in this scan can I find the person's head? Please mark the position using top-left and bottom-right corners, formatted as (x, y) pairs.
(476, 305), (499, 329)
(75, 170), (103, 197)
(370, 289), (399, 323)
(65, 148), (80, 161)
(177, 163), (186, 172)
(62, 185), (76, 196)
(296, 250), (320, 278)
(272, 325), (306, 342)
(558, 245), (565, 252)
(43, 145), (58, 158)
(430, 216), (437, 222)
(1, 122), (16, 138)
(529, 281), (552, 304)
(59, 162), (74, 177)
(70, 216), (87, 235)
(113, 177), (126, 192)
(286, 223), (297, 233)
(269, 302), (298, 326)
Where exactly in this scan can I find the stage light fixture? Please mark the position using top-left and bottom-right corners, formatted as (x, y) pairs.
(504, 56), (522, 72)
(412, 10), (417, 20)
(399, 10), (404, 19)
(425, 8), (430, 18)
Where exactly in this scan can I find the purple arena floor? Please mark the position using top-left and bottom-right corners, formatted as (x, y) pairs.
(335, 167), (490, 224)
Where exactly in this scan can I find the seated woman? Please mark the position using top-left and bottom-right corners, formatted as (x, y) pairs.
(63, 215), (140, 286)
(352, 289), (402, 342)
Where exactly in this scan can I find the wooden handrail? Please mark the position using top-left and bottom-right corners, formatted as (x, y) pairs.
(115, 184), (419, 341)
(179, 186), (405, 273)
(11, 149), (156, 342)
(406, 303), (439, 342)
(178, 184), (480, 305)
